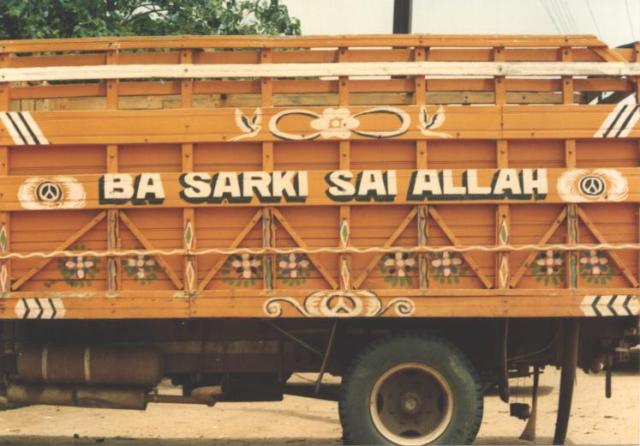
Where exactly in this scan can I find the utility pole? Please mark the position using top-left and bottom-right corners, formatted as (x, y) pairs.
(393, 0), (413, 34)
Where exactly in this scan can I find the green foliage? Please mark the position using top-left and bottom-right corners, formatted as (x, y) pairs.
(0, 0), (300, 39)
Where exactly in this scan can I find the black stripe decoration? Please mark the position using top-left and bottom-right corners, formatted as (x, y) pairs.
(5, 113), (27, 144)
(17, 112), (41, 144)
(592, 295), (602, 317)
(34, 298), (43, 319)
(615, 105), (639, 138)
(607, 295), (618, 317)
(623, 295), (632, 316)
(48, 298), (57, 319)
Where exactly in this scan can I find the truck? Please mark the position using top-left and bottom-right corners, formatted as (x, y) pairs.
(0, 34), (638, 445)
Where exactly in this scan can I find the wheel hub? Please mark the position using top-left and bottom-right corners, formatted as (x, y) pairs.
(369, 363), (454, 446)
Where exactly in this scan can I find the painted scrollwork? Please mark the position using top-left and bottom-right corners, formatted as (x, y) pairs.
(263, 290), (415, 318)
(418, 105), (451, 138)
(268, 106), (410, 141)
(230, 108), (262, 141)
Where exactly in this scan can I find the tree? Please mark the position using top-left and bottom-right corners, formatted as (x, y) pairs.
(0, 0), (300, 39)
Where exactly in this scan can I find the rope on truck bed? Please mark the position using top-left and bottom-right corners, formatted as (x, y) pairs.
(2, 242), (640, 260)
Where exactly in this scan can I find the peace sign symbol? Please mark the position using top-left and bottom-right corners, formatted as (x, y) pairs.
(36, 181), (63, 203)
(579, 175), (606, 197)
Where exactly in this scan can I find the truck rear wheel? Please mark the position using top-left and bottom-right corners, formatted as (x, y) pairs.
(339, 334), (483, 445)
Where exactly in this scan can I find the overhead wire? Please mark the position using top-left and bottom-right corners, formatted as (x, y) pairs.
(540, 0), (562, 33)
(625, 0), (637, 41)
(586, 0), (603, 37)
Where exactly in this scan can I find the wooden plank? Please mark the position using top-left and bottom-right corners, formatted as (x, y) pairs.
(427, 207), (493, 289)
(338, 46), (352, 291)
(0, 292), (625, 319)
(0, 34), (606, 53)
(118, 211), (183, 290)
(565, 139), (578, 289)
(1, 167), (640, 212)
(0, 52), (10, 295)
(11, 211), (107, 291)
(353, 208), (417, 288)
(1, 104), (635, 146)
(415, 46), (429, 290)
(261, 48), (275, 291)
(577, 207), (638, 287)
(181, 50), (197, 296)
(1, 61), (639, 83)
(272, 209), (339, 290)
(197, 210), (262, 292)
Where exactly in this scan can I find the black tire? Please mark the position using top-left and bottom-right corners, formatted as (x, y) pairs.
(339, 333), (483, 445)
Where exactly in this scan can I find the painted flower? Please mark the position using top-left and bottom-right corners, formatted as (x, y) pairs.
(431, 252), (463, 277)
(579, 250), (613, 284)
(580, 250), (609, 276)
(64, 256), (95, 280)
(382, 252), (416, 278)
(124, 254), (158, 282)
(57, 247), (99, 287)
(231, 254), (262, 279)
(276, 253), (311, 285)
(310, 108), (359, 139)
(536, 250), (563, 275)
(278, 253), (310, 279)
(380, 252), (416, 287)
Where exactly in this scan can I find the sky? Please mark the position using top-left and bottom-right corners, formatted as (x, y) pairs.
(282, 0), (639, 48)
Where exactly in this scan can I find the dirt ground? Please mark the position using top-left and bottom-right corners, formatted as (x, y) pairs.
(0, 367), (638, 446)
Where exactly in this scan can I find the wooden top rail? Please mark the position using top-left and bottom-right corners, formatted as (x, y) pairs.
(0, 34), (607, 53)
(2, 61), (639, 83)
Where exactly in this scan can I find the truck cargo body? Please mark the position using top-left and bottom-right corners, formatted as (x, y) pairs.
(0, 34), (639, 445)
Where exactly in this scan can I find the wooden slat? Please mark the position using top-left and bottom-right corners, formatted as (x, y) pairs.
(119, 211), (183, 290)
(353, 208), (417, 288)
(272, 209), (339, 290)
(0, 34), (606, 53)
(577, 207), (638, 287)
(2, 61), (639, 83)
(11, 211), (107, 290)
(197, 210), (262, 292)
(427, 207), (493, 289)
(509, 208), (567, 288)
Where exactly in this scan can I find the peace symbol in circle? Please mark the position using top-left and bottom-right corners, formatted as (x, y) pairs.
(36, 181), (63, 203)
(578, 175), (606, 197)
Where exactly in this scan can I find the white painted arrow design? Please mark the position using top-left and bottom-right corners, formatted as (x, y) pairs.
(580, 295), (640, 317)
(14, 298), (66, 319)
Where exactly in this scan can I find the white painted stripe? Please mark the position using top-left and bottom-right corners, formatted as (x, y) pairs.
(594, 94), (637, 138)
(628, 297), (640, 316)
(51, 298), (66, 318)
(0, 112), (25, 145)
(24, 298), (39, 319)
(40, 299), (54, 319)
(14, 299), (27, 318)
(0, 62), (639, 83)
(8, 112), (36, 145)
(580, 295), (597, 317)
(21, 111), (49, 144)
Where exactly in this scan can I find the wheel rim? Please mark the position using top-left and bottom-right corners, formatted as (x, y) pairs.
(369, 362), (454, 445)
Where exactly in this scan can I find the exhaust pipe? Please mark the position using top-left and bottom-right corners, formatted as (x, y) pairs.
(7, 383), (147, 410)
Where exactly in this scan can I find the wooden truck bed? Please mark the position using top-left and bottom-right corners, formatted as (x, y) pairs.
(0, 34), (639, 320)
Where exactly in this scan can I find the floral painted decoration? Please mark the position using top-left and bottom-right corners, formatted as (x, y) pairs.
(531, 250), (564, 286)
(277, 253), (311, 286)
(310, 108), (360, 139)
(57, 245), (99, 287)
(430, 251), (465, 284)
(124, 254), (159, 284)
(579, 250), (613, 284)
(380, 252), (416, 287)
(222, 253), (262, 287)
